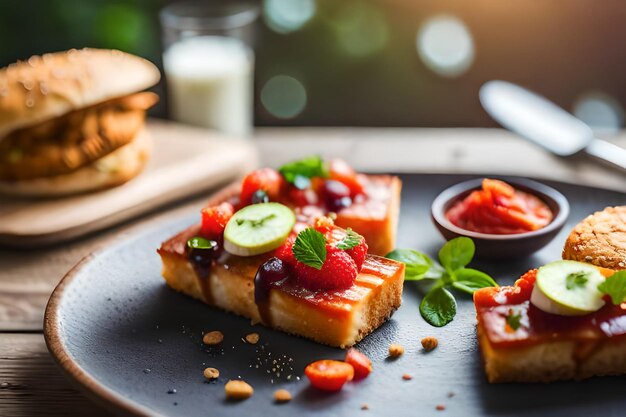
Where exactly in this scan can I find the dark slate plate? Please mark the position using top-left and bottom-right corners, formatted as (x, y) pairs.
(44, 174), (626, 417)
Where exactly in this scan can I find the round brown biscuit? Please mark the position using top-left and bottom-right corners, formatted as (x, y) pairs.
(562, 206), (626, 270)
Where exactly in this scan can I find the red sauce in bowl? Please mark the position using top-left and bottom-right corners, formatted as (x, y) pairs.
(445, 179), (553, 234)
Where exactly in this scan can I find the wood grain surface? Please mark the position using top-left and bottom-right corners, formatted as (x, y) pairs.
(0, 120), (258, 247)
(0, 120), (624, 416)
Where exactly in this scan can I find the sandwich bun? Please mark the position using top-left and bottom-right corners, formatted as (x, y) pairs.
(0, 128), (152, 197)
(0, 48), (160, 139)
(0, 48), (160, 197)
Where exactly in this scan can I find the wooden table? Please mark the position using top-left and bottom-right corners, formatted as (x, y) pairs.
(1, 122), (624, 416)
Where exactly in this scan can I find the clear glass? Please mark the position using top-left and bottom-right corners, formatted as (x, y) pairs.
(160, 1), (259, 137)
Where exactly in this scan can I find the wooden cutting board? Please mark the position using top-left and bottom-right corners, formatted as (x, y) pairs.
(0, 119), (258, 247)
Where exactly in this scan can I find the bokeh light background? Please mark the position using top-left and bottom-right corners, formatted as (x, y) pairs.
(2, 0), (624, 133)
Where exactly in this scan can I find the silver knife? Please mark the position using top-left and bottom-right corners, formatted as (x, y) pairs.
(479, 80), (626, 172)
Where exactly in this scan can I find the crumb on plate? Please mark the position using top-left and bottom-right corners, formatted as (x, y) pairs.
(274, 389), (292, 403)
(421, 336), (438, 351)
(203, 367), (219, 380)
(388, 344), (404, 357)
(245, 332), (260, 344)
(225, 380), (253, 400)
(203, 331), (224, 345)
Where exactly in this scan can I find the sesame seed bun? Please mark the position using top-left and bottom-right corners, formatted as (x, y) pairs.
(0, 128), (152, 197)
(0, 48), (160, 140)
(562, 206), (626, 270)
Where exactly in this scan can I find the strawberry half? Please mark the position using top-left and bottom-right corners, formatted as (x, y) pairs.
(240, 168), (285, 205)
(295, 247), (358, 291)
(200, 202), (234, 238)
(273, 234), (297, 266)
(345, 237), (368, 271)
(322, 224), (368, 271)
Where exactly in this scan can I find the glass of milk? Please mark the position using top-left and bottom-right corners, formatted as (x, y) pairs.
(160, 2), (259, 137)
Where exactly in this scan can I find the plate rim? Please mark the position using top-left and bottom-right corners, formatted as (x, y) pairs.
(44, 240), (168, 417)
(41, 174), (626, 417)
(43, 180), (244, 416)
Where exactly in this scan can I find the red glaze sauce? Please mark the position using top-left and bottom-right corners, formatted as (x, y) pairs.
(474, 269), (626, 348)
(446, 179), (553, 234)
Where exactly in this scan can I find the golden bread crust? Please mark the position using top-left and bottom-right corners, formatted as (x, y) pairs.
(562, 206), (626, 270)
(0, 48), (160, 139)
(159, 236), (404, 348)
(156, 173), (404, 347)
(477, 322), (626, 383)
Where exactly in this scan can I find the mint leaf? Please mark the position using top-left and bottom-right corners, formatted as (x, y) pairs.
(598, 271), (626, 305)
(279, 156), (328, 187)
(566, 271), (589, 290)
(385, 248), (432, 280)
(420, 287), (457, 327)
(505, 309), (522, 331)
(438, 237), (475, 273)
(424, 261), (446, 280)
(336, 228), (363, 250)
(451, 268), (498, 295)
(187, 237), (217, 250)
(293, 228), (327, 270)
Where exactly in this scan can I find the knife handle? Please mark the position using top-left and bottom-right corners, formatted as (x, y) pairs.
(585, 139), (626, 173)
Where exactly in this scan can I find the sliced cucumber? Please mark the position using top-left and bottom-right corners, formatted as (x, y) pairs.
(223, 203), (295, 257)
(530, 260), (605, 316)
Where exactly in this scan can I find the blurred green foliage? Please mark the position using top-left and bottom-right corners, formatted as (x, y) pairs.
(0, 0), (163, 65)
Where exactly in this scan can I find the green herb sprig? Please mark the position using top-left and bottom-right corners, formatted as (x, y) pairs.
(336, 228), (363, 250)
(598, 271), (626, 305)
(386, 237), (497, 327)
(293, 228), (327, 270)
(279, 155), (328, 189)
(505, 309), (522, 331)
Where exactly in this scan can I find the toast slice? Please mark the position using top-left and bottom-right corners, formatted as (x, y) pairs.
(158, 224), (404, 348)
(474, 268), (626, 383)
(158, 161), (404, 347)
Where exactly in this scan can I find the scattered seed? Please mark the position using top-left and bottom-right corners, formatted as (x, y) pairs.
(447, 391), (455, 398)
(273, 389), (292, 403)
(402, 374), (413, 380)
(361, 404), (370, 410)
(436, 404), (446, 411)
(225, 380), (253, 400)
(203, 331), (224, 345)
(203, 367), (220, 380)
(245, 333), (260, 345)
(388, 344), (405, 357)
(421, 336), (438, 351)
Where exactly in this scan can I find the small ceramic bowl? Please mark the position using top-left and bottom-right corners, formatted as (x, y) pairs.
(431, 178), (570, 259)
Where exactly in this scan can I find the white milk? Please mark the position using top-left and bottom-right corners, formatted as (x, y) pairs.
(163, 36), (253, 136)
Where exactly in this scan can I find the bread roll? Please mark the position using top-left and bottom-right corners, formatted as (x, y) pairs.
(0, 48), (160, 140)
(0, 128), (152, 197)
